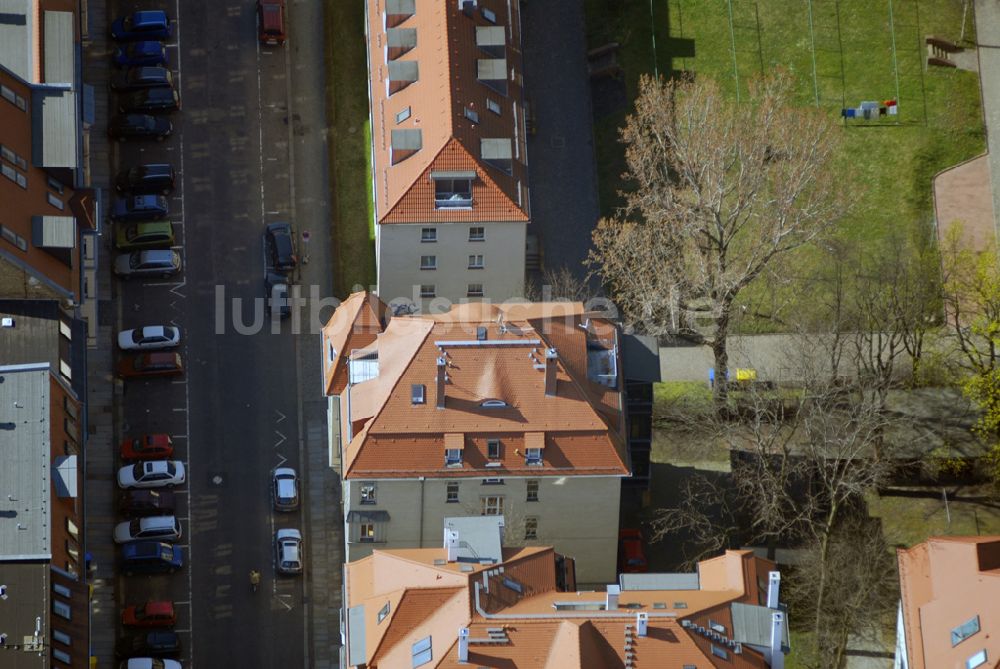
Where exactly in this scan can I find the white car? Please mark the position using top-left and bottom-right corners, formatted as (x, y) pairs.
(118, 325), (181, 350)
(114, 515), (182, 544)
(123, 659), (182, 669)
(117, 460), (186, 489)
(272, 467), (299, 511)
(275, 528), (303, 574)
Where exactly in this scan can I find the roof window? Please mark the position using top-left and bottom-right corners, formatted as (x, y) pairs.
(386, 28), (417, 60)
(411, 384), (426, 405)
(390, 129), (422, 164)
(387, 60), (419, 96)
(481, 138), (512, 174)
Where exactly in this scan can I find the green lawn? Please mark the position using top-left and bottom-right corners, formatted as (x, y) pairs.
(867, 487), (1000, 547)
(326, 0), (377, 297)
(584, 0), (985, 258)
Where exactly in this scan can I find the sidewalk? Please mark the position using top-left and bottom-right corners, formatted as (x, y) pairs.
(975, 0), (1000, 243)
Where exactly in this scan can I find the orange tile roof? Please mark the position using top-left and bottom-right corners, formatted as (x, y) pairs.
(330, 300), (629, 479)
(897, 536), (1000, 669)
(366, 0), (529, 225)
(322, 292), (389, 396)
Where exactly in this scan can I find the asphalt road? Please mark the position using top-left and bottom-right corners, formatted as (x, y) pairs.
(113, 0), (309, 665)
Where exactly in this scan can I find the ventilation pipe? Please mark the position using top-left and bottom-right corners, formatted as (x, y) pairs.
(606, 585), (620, 611)
(544, 348), (558, 396)
(770, 611), (785, 669)
(767, 571), (781, 609)
(458, 627), (469, 662)
(445, 528), (459, 562)
(436, 356), (447, 408)
(636, 612), (648, 637)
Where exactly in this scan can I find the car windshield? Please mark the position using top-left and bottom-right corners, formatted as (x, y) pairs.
(121, 15), (135, 30)
(132, 463), (146, 478)
(165, 462), (176, 476)
(129, 254), (142, 269)
(151, 659), (166, 669)
(131, 330), (144, 343)
(129, 519), (143, 534)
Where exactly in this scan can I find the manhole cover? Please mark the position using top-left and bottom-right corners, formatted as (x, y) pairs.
(208, 472), (226, 487)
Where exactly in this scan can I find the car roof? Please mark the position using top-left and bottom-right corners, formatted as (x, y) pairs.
(138, 249), (175, 261)
(132, 66), (168, 77)
(128, 220), (173, 233)
(140, 600), (174, 613)
(131, 41), (165, 53)
(140, 325), (169, 336)
(134, 163), (173, 175)
(133, 10), (168, 22)
(277, 528), (302, 540)
(274, 467), (296, 477)
(143, 352), (179, 363)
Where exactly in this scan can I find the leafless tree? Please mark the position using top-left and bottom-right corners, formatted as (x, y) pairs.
(588, 71), (845, 404)
(524, 265), (595, 303)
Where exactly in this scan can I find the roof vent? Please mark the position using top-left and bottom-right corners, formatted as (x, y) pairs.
(476, 326), (487, 341)
(459, 0), (477, 16)
(1, 317), (13, 327)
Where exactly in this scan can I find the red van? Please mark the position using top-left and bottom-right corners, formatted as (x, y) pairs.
(257, 0), (286, 46)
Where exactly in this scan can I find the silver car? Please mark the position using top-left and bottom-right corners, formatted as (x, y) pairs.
(117, 325), (181, 350)
(275, 528), (303, 574)
(272, 467), (299, 511)
(114, 249), (180, 278)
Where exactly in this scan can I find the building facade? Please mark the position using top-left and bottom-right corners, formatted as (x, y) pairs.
(364, 0), (531, 308)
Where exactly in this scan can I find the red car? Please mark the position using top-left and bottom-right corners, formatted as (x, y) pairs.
(257, 0), (286, 45)
(121, 434), (174, 461)
(122, 601), (176, 628)
(618, 529), (649, 574)
(118, 351), (183, 378)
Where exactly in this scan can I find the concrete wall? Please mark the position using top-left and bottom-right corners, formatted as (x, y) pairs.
(375, 221), (527, 306)
(344, 475), (620, 585)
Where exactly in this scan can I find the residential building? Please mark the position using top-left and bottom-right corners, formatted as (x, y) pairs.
(0, 361), (88, 668)
(364, 0), (530, 308)
(324, 295), (632, 584)
(895, 536), (1000, 669)
(341, 516), (790, 669)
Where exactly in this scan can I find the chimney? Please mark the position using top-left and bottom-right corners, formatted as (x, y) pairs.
(636, 612), (648, 637)
(770, 611), (785, 669)
(458, 627), (470, 663)
(544, 348), (558, 397)
(767, 571), (781, 609)
(445, 528), (460, 561)
(436, 356), (447, 408)
(606, 584), (620, 611)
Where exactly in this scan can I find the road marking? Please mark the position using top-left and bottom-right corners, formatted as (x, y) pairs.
(172, 407), (187, 412)
(274, 430), (286, 448)
(275, 409), (286, 423)
(275, 594), (293, 612)
(172, 379), (187, 385)
(274, 454), (288, 467)
(171, 435), (188, 439)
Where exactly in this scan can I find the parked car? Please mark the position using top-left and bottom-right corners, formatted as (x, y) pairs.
(617, 529), (649, 574)
(272, 467), (299, 511)
(119, 489), (176, 516)
(115, 221), (174, 251)
(114, 250), (181, 278)
(265, 272), (291, 319)
(119, 87), (180, 114)
(108, 114), (172, 142)
(118, 352), (183, 378)
(121, 659), (182, 669)
(110, 195), (169, 223)
(120, 434), (174, 461)
(257, 0), (287, 45)
(111, 11), (172, 42)
(117, 460), (186, 489)
(110, 66), (173, 92)
(118, 326), (181, 351)
(275, 528), (303, 574)
(115, 631), (181, 659)
(122, 601), (177, 628)
(115, 163), (175, 195)
(265, 222), (297, 273)
(121, 543), (183, 576)
(113, 41), (168, 68)
(114, 516), (181, 544)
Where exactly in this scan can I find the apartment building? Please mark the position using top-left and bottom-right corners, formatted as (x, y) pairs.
(324, 296), (631, 584)
(341, 516), (790, 669)
(365, 0), (530, 307)
(894, 536), (1000, 669)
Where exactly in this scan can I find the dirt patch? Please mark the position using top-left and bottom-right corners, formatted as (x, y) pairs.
(934, 154), (996, 252)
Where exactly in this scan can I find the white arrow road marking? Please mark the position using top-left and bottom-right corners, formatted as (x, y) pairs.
(274, 430), (286, 448)
(169, 281), (187, 297)
(274, 409), (286, 423)
(274, 454), (288, 467)
(275, 594), (293, 611)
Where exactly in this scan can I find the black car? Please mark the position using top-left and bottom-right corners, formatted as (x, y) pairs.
(115, 631), (181, 658)
(110, 66), (174, 92)
(115, 164), (176, 195)
(265, 223), (298, 273)
(266, 272), (291, 318)
(118, 489), (176, 516)
(108, 114), (172, 141)
(119, 87), (180, 114)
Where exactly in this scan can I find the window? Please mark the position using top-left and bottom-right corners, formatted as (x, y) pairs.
(468, 254), (484, 269)
(526, 480), (539, 502)
(709, 619), (727, 634)
(52, 630), (71, 645)
(674, 601), (688, 609)
(446, 482), (460, 503)
(411, 384), (426, 404)
(15, 173), (26, 189)
(48, 192), (65, 210)
(53, 600), (71, 620)
(481, 399), (507, 408)
(378, 602), (390, 623)
(967, 650), (988, 669)
(464, 107), (480, 124)
(64, 396), (78, 420)
(953, 616), (981, 646)
(467, 284), (484, 297)
(1, 163), (15, 182)
(487, 439), (501, 459)
(419, 285), (435, 298)
(1, 225), (28, 252)
(412, 636), (433, 667)
(434, 178), (473, 208)
(359, 523), (376, 542)
(481, 495), (504, 515)
(53, 649), (71, 664)
(711, 644), (729, 660)
(53, 583), (71, 598)
(421, 227), (437, 242)
(525, 448), (543, 466)
(486, 99), (501, 115)
(1, 84), (26, 110)
(396, 106), (411, 123)
(469, 226), (485, 241)
(420, 255), (437, 270)
(328, 342), (337, 362)
(360, 483), (377, 505)
(481, 7), (497, 23)
(524, 516), (538, 540)
(66, 518), (79, 540)
(445, 448), (462, 466)
(482, 478), (504, 485)
(48, 177), (65, 195)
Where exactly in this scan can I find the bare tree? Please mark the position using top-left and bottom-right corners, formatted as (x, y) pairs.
(525, 265), (595, 303)
(589, 71), (845, 403)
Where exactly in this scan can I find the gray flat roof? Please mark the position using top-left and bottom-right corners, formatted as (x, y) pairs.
(0, 363), (52, 560)
(619, 572), (700, 591)
(444, 516), (504, 563)
(43, 11), (73, 84)
(0, 300), (86, 398)
(32, 87), (78, 169)
(0, 562), (47, 669)
(0, 0), (34, 83)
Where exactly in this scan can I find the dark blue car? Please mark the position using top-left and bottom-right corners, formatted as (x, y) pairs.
(121, 541), (183, 575)
(111, 11), (172, 42)
(113, 41), (168, 68)
(110, 195), (169, 223)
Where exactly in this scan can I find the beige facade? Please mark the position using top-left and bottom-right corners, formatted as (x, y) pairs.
(375, 220), (526, 307)
(344, 475), (620, 585)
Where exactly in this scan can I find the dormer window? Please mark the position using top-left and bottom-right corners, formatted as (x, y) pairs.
(411, 384), (426, 405)
(476, 26), (505, 58)
(384, 0), (415, 28)
(487, 439), (501, 459)
(481, 138), (513, 175)
(385, 28), (416, 61)
(432, 171), (474, 208)
(386, 60), (418, 96)
(464, 107), (480, 124)
(390, 129), (422, 164)
(525, 448), (543, 466)
(477, 58), (508, 95)
(445, 448), (463, 466)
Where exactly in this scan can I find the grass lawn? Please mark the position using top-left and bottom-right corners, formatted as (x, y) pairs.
(325, 0), (377, 297)
(584, 0), (985, 296)
(867, 486), (1000, 547)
